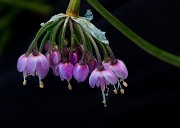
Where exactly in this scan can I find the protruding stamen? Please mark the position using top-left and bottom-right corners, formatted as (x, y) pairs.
(36, 71), (38, 76)
(39, 81), (44, 88)
(23, 79), (27, 86)
(113, 85), (118, 94)
(101, 90), (107, 107)
(117, 80), (122, 90)
(120, 89), (125, 94)
(105, 86), (109, 96)
(67, 81), (72, 91)
(123, 81), (128, 87)
(119, 79), (123, 82)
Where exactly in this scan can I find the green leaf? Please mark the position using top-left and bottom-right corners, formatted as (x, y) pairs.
(87, 0), (180, 67)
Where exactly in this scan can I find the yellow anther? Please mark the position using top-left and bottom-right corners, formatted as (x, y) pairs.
(67, 81), (72, 91)
(105, 93), (109, 96)
(36, 72), (38, 76)
(23, 79), (27, 86)
(102, 101), (107, 107)
(39, 81), (44, 89)
(113, 89), (118, 94)
(119, 79), (123, 82)
(120, 89), (125, 94)
(123, 81), (128, 87)
(68, 84), (72, 91)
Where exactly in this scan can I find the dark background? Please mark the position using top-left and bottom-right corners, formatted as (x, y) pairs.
(1, 0), (180, 127)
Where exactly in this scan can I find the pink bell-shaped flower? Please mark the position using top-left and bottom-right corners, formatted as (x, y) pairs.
(73, 63), (89, 82)
(69, 49), (80, 65)
(26, 53), (49, 88)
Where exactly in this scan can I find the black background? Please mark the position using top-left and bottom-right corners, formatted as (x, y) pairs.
(1, 0), (180, 127)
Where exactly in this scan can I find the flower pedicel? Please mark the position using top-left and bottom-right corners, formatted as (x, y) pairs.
(17, 0), (128, 107)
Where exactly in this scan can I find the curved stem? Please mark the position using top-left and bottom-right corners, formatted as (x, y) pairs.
(39, 30), (51, 53)
(26, 21), (58, 55)
(84, 30), (102, 68)
(51, 19), (65, 45)
(87, 0), (180, 67)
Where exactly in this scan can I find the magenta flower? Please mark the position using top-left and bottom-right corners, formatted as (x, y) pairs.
(73, 63), (89, 82)
(89, 67), (118, 107)
(47, 50), (61, 68)
(89, 68), (117, 90)
(58, 62), (74, 81)
(88, 58), (97, 73)
(69, 49), (80, 65)
(17, 54), (28, 85)
(26, 53), (49, 88)
(105, 59), (128, 80)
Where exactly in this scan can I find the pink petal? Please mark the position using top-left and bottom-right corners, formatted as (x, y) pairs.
(73, 63), (89, 82)
(27, 54), (38, 75)
(112, 60), (128, 80)
(17, 54), (28, 72)
(59, 62), (74, 81)
(52, 64), (60, 76)
(38, 53), (49, 70)
(102, 69), (117, 85)
(89, 68), (100, 88)
(36, 61), (48, 79)
(51, 51), (61, 65)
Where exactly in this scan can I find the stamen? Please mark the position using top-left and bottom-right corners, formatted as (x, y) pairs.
(120, 89), (125, 94)
(105, 85), (109, 96)
(67, 81), (72, 91)
(101, 90), (107, 107)
(23, 79), (27, 86)
(113, 85), (118, 94)
(123, 81), (128, 87)
(117, 80), (125, 94)
(39, 81), (44, 88)
(36, 71), (38, 76)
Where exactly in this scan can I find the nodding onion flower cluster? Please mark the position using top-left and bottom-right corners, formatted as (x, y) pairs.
(17, 1), (128, 107)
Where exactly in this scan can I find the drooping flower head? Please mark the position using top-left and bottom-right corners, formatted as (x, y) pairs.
(17, 0), (128, 107)
(17, 52), (49, 88)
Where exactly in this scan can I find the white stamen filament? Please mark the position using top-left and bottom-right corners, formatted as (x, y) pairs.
(105, 85), (109, 96)
(101, 90), (107, 107)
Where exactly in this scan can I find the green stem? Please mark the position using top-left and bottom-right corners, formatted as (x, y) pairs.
(26, 21), (58, 55)
(51, 19), (65, 45)
(66, 0), (81, 18)
(87, 0), (180, 67)
(84, 30), (102, 68)
(39, 30), (52, 53)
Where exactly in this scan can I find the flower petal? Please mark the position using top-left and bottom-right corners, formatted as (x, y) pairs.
(73, 63), (89, 82)
(27, 54), (38, 75)
(38, 53), (49, 70)
(111, 60), (128, 80)
(89, 68), (100, 88)
(59, 62), (74, 81)
(17, 54), (28, 72)
(102, 69), (117, 85)
(36, 61), (48, 79)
